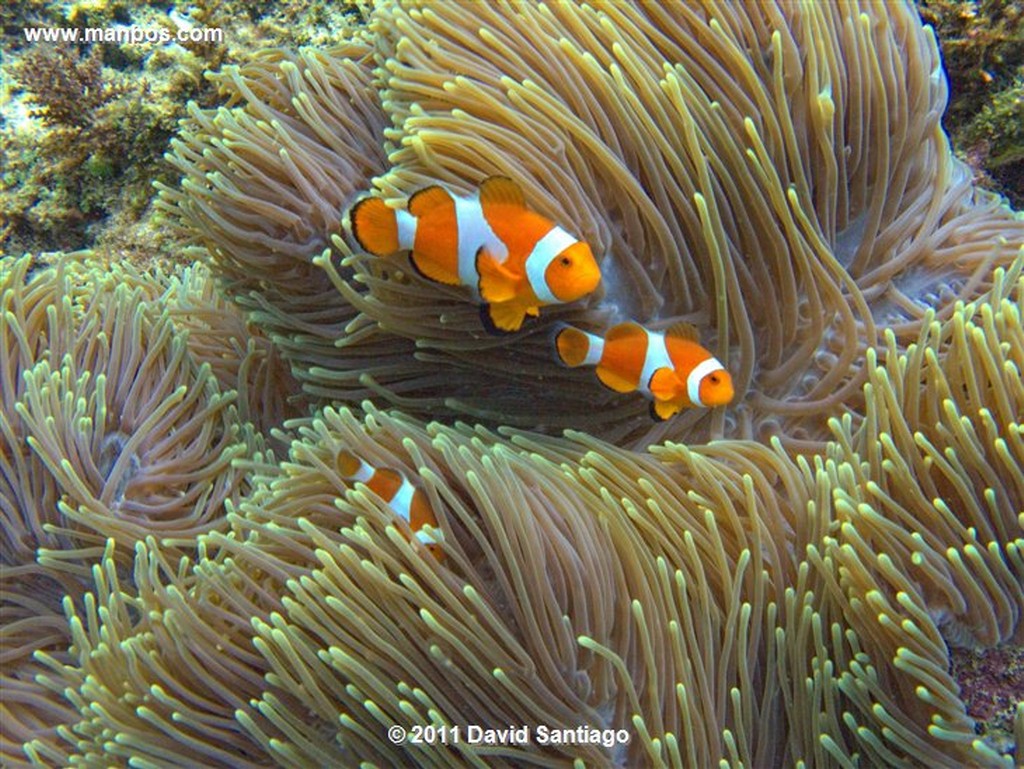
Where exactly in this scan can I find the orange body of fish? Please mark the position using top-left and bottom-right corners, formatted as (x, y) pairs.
(349, 176), (601, 332)
(555, 321), (735, 420)
(336, 451), (444, 560)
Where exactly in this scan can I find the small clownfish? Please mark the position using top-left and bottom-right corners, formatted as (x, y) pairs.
(555, 321), (735, 420)
(336, 451), (444, 560)
(349, 176), (601, 332)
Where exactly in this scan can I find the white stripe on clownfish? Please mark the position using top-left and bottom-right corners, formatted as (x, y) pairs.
(391, 196), (503, 293)
(390, 476), (443, 546)
(525, 226), (577, 305)
(569, 328), (605, 366)
(414, 525), (442, 546)
(457, 194), (507, 293)
(637, 328), (672, 399)
(346, 457), (375, 484)
(387, 473), (415, 520)
(687, 357), (727, 406)
(396, 209), (417, 251)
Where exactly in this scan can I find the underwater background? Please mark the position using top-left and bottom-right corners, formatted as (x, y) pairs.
(2, 1), (1023, 767)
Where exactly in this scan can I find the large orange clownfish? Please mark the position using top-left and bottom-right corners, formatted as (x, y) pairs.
(349, 176), (601, 332)
(336, 451), (444, 559)
(555, 321), (734, 420)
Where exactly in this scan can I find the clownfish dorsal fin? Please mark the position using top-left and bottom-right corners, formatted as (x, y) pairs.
(649, 367), (682, 402)
(665, 321), (701, 342)
(605, 322), (646, 344)
(407, 185), (452, 218)
(479, 176), (526, 209)
(476, 246), (519, 304)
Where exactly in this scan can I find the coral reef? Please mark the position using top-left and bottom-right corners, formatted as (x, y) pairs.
(952, 644), (1024, 756)
(1, 2), (1023, 768)
(1, 39), (182, 258)
(0, 0), (367, 259)
(916, 0), (1024, 207)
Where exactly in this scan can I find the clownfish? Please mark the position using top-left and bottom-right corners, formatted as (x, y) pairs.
(555, 321), (734, 420)
(349, 176), (601, 332)
(336, 451), (444, 559)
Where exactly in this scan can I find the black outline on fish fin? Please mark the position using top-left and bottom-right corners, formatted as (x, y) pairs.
(478, 303), (512, 336)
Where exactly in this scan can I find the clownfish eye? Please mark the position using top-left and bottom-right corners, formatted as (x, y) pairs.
(709, 374), (720, 384)
(560, 256), (572, 266)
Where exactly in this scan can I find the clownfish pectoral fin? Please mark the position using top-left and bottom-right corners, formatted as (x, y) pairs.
(406, 185), (451, 218)
(649, 367), (683, 402)
(665, 321), (701, 342)
(478, 303), (505, 335)
(476, 247), (520, 304)
(652, 398), (682, 421)
(479, 176), (526, 209)
(350, 197), (399, 256)
(651, 397), (684, 421)
(484, 300), (530, 332)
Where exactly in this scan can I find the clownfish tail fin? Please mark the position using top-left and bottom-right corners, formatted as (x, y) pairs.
(336, 450), (363, 479)
(350, 197), (399, 256)
(555, 326), (592, 367)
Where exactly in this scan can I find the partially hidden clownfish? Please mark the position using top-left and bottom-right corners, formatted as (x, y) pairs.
(336, 451), (444, 560)
(555, 321), (735, 420)
(349, 176), (601, 332)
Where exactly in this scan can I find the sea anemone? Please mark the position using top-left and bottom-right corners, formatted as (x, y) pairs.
(23, 376), (1023, 765)
(814, 259), (1024, 764)
(26, 403), (806, 766)
(3, 254), (259, 579)
(161, 0), (1024, 448)
(0, 253), (263, 764)
(6, 1), (1023, 767)
(155, 43), (411, 418)
(163, 260), (307, 438)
